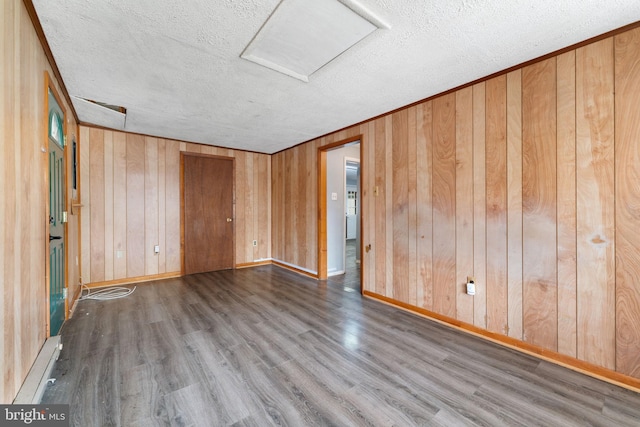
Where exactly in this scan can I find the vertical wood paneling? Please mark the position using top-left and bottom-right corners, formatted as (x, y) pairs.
(407, 106), (418, 306)
(365, 121), (376, 292)
(80, 126), (91, 283)
(158, 139), (167, 272)
(112, 132), (127, 279)
(297, 146), (307, 266)
(235, 151), (247, 263)
(432, 93), (456, 317)
(576, 39), (615, 369)
(126, 134), (145, 277)
(522, 58), (558, 350)
(374, 118), (387, 295)
(103, 131), (114, 281)
(165, 139), (181, 272)
(455, 87), (474, 324)
(2, 0), (81, 402)
(392, 110), (409, 302)
(385, 116), (394, 297)
(615, 26), (640, 378)
(507, 70), (523, 340)
(556, 51), (577, 357)
(89, 128), (105, 282)
(485, 75), (508, 334)
(144, 138), (159, 275)
(416, 102), (433, 309)
(472, 83), (487, 329)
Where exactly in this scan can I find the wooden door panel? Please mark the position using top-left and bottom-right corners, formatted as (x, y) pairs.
(184, 155), (234, 274)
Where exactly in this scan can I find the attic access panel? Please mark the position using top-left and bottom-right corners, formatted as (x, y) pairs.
(242, 0), (386, 82)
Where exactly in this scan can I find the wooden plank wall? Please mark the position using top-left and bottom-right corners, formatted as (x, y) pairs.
(1, 0), (81, 403)
(271, 26), (640, 380)
(80, 128), (271, 284)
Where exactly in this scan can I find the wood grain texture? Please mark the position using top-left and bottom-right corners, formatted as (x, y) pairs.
(384, 116), (394, 297)
(432, 93), (456, 318)
(485, 75), (508, 335)
(407, 106), (418, 306)
(89, 128), (105, 282)
(183, 155), (234, 274)
(103, 131), (114, 281)
(455, 87), (474, 324)
(42, 266), (640, 426)
(522, 58), (558, 351)
(472, 83), (487, 329)
(80, 129), (271, 282)
(1, 0), (81, 402)
(126, 134), (146, 278)
(374, 118), (387, 295)
(144, 138), (159, 276)
(392, 110), (409, 302)
(576, 39), (615, 370)
(614, 26), (640, 378)
(416, 102), (433, 310)
(506, 70), (523, 340)
(556, 51), (577, 357)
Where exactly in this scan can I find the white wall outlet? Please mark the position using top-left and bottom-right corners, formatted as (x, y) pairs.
(116, 250), (124, 259)
(154, 245), (160, 254)
(253, 240), (257, 247)
(466, 277), (476, 296)
(331, 192), (338, 201)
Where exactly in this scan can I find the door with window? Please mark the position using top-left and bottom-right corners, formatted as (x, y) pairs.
(48, 90), (65, 336)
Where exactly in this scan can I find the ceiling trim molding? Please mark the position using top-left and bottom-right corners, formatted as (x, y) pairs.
(23, 0), (79, 124)
(275, 19), (640, 155)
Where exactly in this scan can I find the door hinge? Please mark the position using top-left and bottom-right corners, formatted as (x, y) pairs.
(63, 288), (68, 299)
(62, 211), (68, 223)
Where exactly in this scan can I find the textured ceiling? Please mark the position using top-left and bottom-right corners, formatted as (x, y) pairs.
(33, 0), (640, 154)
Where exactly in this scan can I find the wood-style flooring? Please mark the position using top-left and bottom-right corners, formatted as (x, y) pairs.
(43, 254), (640, 426)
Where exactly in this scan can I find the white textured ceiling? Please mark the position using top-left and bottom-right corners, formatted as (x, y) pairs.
(33, 0), (640, 154)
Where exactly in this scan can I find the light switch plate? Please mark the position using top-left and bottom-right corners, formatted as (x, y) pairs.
(154, 245), (160, 254)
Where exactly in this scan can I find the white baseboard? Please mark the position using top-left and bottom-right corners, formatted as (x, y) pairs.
(13, 336), (62, 404)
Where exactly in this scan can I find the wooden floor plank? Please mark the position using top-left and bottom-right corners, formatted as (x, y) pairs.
(42, 263), (640, 426)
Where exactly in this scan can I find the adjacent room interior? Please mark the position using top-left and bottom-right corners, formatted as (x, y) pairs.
(3, 0), (640, 424)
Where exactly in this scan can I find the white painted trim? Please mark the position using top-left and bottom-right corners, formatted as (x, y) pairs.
(13, 336), (62, 404)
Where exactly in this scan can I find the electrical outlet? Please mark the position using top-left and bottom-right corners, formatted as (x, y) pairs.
(154, 245), (160, 254)
(253, 240), (258, 247)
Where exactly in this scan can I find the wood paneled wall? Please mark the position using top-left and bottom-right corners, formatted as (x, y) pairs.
(80, 128), (271, 284)
(271, 26), (640, 380)
(1, 0), (81, 403)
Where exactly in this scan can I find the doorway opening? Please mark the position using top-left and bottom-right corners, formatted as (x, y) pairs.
(317, 135), (363, 294)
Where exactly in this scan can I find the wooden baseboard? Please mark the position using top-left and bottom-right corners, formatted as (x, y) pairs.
(85, 272), (181, 289)
(272, 260), (318, 279)
(235, 260), (272, 269)
(363, 290), (640, 393)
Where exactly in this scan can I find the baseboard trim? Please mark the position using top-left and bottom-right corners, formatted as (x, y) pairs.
(13, 336), (61, 404)
(363, 290), (640, 393)
(272, 260), (318, 279)
(85, 272), (181, 289)
(236, 260), (272, 269)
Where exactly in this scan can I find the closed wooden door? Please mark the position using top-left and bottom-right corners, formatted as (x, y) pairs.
(184, 155), (234, 274)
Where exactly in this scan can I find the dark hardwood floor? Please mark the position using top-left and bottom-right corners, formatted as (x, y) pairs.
(43, 254), (640, 426)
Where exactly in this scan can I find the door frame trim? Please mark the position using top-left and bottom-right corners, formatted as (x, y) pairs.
(317, 135), (363, 293)
(44, 71), (67, 337)
(180, 152), (236, 275)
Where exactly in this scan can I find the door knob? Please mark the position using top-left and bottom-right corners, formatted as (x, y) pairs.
(226, 218), (233, 222)
(49, 235), (62, 242)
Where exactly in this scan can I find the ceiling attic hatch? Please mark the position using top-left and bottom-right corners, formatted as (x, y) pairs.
(241, 0), (388, 82)
(71, 96), (127, 130)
